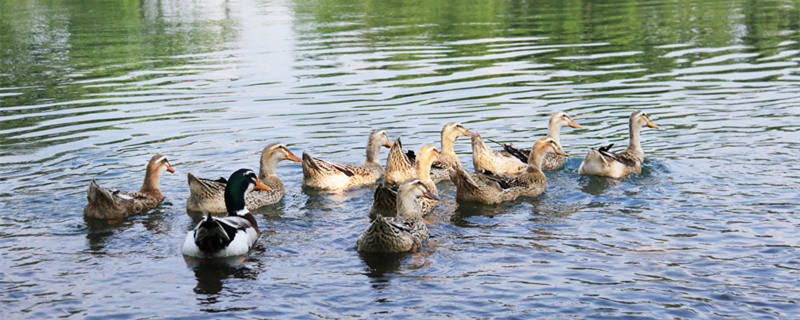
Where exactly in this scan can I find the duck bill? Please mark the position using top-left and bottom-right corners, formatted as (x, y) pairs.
(568, 119), (582, 129)
(556, 149), (568, 157)
(383, 140), (393, 148)
(286, 151), (302, 162)
(166, 164), (176, 173)
(466, 130), (479, 138)
(254, 178), (272, 191)
(646, 120), (659, 129)
(422, 192), (440, 201)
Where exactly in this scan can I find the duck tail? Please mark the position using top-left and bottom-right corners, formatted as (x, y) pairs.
(450, 166), (480, 191)
(193, 213), (232, 253)
(87, 179), (114, 205)
(369, 183), (398, 220)
(187, 172), (224, 195)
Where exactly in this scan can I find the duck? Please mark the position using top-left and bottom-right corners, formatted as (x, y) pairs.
(578, 110), (658, 179)
(182, 169), (270, 258)
(369, 145), (442, 219)
(84, 154), (175, 220)
(187, 143), (301, 214)
(356, 179), (439, 253)
(472, 111), (581, 175)
(450, 137), (566, 204)
(431, 123), (479, 183)
(302, 129), (392, 192)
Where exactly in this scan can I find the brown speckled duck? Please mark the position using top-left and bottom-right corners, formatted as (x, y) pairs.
(369, 145), (442, 219)
(451, 137), (565, 204)
(431, 123), (479, 182)
(356, 179), (438, 253)
(186, 143), (299, 214)
(578, 110), (658, 179)
(472, 111), (581, 175)
(384, 123), (476, 184)
(84, 154), (175, 220)
(302, 129), (392, 192)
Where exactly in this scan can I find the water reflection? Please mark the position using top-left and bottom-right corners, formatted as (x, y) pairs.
(185, 257), (257, 295)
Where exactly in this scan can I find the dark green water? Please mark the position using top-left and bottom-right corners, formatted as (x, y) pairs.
(1, 0), (799, 318)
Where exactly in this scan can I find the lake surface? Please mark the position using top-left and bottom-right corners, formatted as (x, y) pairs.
(2, 0), (799, 318)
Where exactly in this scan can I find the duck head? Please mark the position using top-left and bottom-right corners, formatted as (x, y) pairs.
(259, 143), (301, 178)
(397, 178), (440, 218)
(224, 168), (271, 216)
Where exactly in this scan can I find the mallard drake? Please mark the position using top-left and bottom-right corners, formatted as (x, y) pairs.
(370, 145), (442, 219)
(84, 154), (175, 220)
(356, 179), (439, 253)
(450, 137), (566, 204)
(187, 144), (301, 214)
(302, 129), (392, 192)
(578, 110), (658, 179)
(473, 111), (581, 175)
(182, 169), (270, 258)
(431, 123), (479, 183)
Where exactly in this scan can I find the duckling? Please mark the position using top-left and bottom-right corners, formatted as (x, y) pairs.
(473, 111), (581, 175)
(578, 110), (658, 179)
(450, 137), (566, 204)
(356, 179), (439, 253)
(302, 129), (392, 192)
(431, 123), (479, 183)
(370, 145), (442, 219)
(182, 169), (270, 258)
(84, 154), (175, 220)
(187, 144), (301, 214)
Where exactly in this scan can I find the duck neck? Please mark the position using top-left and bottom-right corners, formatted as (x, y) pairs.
(547, 121), (562, 144)
(365, 137), (381, 165)
(139, 169), (161, 195)
(441, 134), (459, 165)
(526, 147), (546, 175)
(259, 154), (279, 181)
(414, 155), (434, 184)
(628, 121), (642, 154)
(397, 194), (420, 218)
(224, 185), (249, 217)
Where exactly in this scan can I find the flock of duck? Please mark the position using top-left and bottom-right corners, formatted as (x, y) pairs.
(83, 110), (659, 258)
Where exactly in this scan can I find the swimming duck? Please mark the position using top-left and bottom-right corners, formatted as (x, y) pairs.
(450, 137), (566, 204)
(370, 145), (442, 219)
(356, 179), (439, 253)
(182, 169), (270, 258)
(84, 154), (175, 220)
(187, 143), (301, 214)
(431, 123), (479, 183)
(472, 111), (581, 175)
(302, 129), (392, 192)
(578, 110), (658, 179)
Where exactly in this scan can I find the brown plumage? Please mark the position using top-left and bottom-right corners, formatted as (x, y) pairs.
(186, 143), (301, 214)
(370, 145), (441, 219)
(84, 154), (175, 220)
(302, 129), (392, 192)
(473, 111), (581, 174)
(356, 179), (438, 253)
(451, 138), (565, 204)
(578, 110), (659, 179)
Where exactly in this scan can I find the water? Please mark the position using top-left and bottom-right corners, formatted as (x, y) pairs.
(2, 0), (799, 318)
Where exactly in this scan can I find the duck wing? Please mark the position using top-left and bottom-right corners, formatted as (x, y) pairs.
(303, 152), (355, 177)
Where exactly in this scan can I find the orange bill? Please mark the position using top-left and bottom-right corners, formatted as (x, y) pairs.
(568, 119), (582, 129)
(423, 191), (440, 201)
(286, 151), (302, 162)
(647, 120), (659, 129)
(384, 140), (393, 148)
(166, 164), (176, 173)
(466, 130), (479, 138)
(254, 178), (272, 191)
